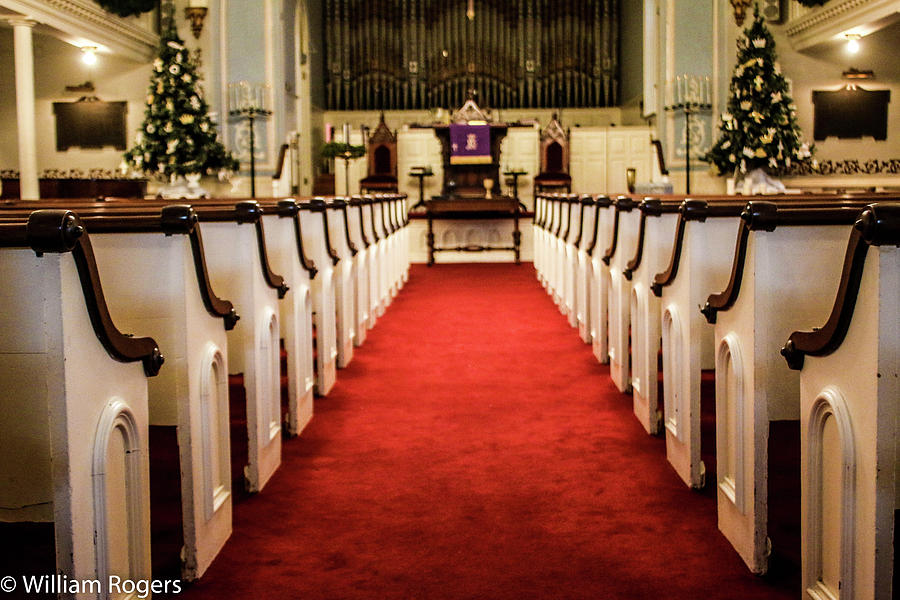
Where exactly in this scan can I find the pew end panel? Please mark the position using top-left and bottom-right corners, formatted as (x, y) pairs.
(713, 224), (850, 575)
(796, 243), (898, 600)
(263, 213), (315, 437)
(0, 248), (153, 586)
(299, 207), (338, 396)
(608, 207), (641, 394)
(201, 222), (283, 493)
(663, 217), (740, 490)
(630, 211), (680, 436)
(90, 231), (234, 580)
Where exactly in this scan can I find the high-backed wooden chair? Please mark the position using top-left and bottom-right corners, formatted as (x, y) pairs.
(533, 114), (571, 195)
(359, 115), (398, 193)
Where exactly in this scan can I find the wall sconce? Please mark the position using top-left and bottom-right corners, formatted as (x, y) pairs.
(845, 33), (861, 54)
(185, 0), (209, 39)
(80, 46), (97, 66)
(730, 0), (752, 26)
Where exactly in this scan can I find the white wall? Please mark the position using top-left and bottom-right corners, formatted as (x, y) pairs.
(0, 28), (150, 174)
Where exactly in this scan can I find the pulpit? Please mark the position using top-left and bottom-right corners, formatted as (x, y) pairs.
(421, 97), (522, 264)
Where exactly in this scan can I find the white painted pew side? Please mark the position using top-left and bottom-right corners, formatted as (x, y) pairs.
(536, 194), (555, 292)
(655, 200), (744, 490)
(576, 196), (597, 344)
(299, 200), (339, 395)
(590, 196), (615, 364)
(399, 196), (411, 284)
(360, 196), (384, 329)
(606, 196), (640, 393)
(385, 196), (401, 297)
(259, 201), (315, 436)
(372, 198), (391, 314)
(197, 204), (285, 494)
(553, 196), (568, 309)
(533, 195), (548, 287)
(0, 213), (158, 595)
(347, 197), (370, 347)
(87, 213), (235, 581)
(705, 202), (865, 574)
(781, 203), (899, 600)
(563, 195), (581, 327)
(325, 198), (357, 368)
(625, 199), (681, 435)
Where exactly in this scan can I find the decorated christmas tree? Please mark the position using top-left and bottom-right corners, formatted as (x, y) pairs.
(704, 6), (811, 178)
(124, 10), (237, 179)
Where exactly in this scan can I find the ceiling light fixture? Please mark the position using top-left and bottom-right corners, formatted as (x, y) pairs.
(81, 46), (97, 66)
(845, 33), (861, 54)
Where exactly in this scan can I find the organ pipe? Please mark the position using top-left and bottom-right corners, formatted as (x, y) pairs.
(323, 0), (618, 110)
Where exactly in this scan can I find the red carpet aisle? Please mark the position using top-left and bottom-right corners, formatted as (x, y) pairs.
(175, 264), (793, 600)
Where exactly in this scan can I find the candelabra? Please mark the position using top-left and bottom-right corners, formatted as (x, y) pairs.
(228, 82), (272, 198)
(665, 74), (712, 194)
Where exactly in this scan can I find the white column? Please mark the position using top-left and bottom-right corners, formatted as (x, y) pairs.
(10, 19), (39, 200)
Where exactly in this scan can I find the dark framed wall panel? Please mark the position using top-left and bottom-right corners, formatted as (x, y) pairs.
(324, 0), (619, 110)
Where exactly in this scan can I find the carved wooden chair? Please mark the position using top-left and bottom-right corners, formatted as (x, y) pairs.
(533, 114), (572, 196)
(359, 115), (398, 193)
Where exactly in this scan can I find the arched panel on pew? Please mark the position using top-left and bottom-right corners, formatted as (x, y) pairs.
(706, 201), (872, 575)
(326, 197), (358, 368)
(575, 195), (596, 344)
(348, 196), (370, 346)
(625, 198), (682, 435)
(605, 195), (639, 394)
(589, 196), (615, 365)
(0, 211), (158, 587)
(781, 203), (899, 600)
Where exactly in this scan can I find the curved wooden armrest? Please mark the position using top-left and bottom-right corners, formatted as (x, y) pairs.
(312, 199), (341, 266)
(553, 197), (565, 237)
(601, 197), (634, 265)
(781, 203), (900, 370)
(340, 203), (359, 256)
(350, 197), (371, 248)
(235, 201), (290, 298)
(587, 195), (613, 257)
(702, 201), (868, 324)
(572, 195), (592, 247)
(17, 210), (165, 377)
(623, 207), (650, 281)
(367, 198), (381, 242)
(281, 200), (318, 280)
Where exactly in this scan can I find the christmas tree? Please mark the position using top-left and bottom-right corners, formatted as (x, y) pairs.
(125, 14), (237, 179)
(704, 6), (811, 177)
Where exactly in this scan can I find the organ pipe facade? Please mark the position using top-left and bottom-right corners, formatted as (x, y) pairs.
(324, 0), (619, 110)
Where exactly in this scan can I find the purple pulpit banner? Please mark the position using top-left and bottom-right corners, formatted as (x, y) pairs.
(449, 124), (491, 164)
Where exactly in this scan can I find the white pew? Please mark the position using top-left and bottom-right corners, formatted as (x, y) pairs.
(199, 202), (287, 493)
(552, 195), (567, 307)
(590, 196), (615, 364)
(326, 198), (358, 368)
(81, 206), (238, 580)
(382, 195), (400, 298)
(703, 201), (866, 574)
(364, 196), (387, 320)
(604, 196), (640, 393)
(347, 196), (370, 347)
(781, 203), (899, 600)
(562, 195), (580, 327)
(261, 200), (316, 436)
(299, 199), (339, 395)
(652, 199), (745, 489)
(575, 195), (596, 344)
(533, 195), (548, 287)
(623, 198), (682, 435)
(373, 196), (391, 313)
(0, 210), (161, 591)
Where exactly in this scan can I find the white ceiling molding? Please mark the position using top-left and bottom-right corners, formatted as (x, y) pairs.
(785, 0), (900, 50)
(0, 0), (158, 61)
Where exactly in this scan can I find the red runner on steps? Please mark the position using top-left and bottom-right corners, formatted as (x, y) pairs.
(174, 263), (794, 600)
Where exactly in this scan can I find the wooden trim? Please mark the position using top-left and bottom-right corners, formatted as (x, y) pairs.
(0, 210), (164, 377)
(587, 195), (613, 257)
(339, 201), (359, 256)
(601, 196), (636, 265)
(701, 201), (869, 324)
(781, 203), (900, 369)
(278, 200), (318, 280)
(312, 199), (341, 265)
(367, 197), (381, 243)
(553, 197), (565, 238)
(572, 195), (591, 247)
(234, 202), (290, 299)
(625, 198), (680, 280)
(273, 143), (290, 180)
(623, 210), (648, 281)
(349, 197), (371, 248)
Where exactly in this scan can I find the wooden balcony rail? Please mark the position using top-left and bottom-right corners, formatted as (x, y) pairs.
(623, 198), (682, 281)
(0, 210), (164, 376)
(701, 201), (876, 324)
(601, 195), (637, 266)
(781, 202), (900, 370)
